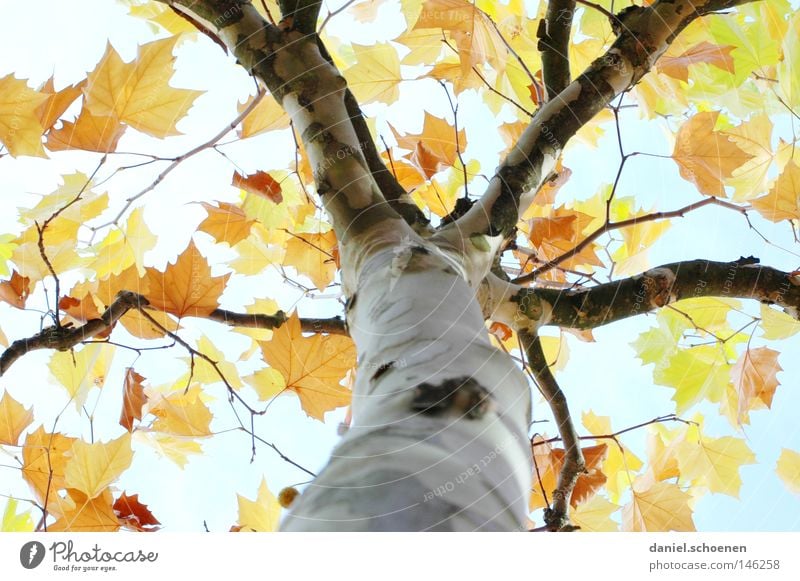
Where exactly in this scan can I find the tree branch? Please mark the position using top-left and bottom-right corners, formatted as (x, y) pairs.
(436, 0), (760, 284)
(520, 331), (585, 531)
(538, 0), (577, 100)
(0, 292), (346, 376)
(278, 0), (322, 33)
(529, 259), (800, 330)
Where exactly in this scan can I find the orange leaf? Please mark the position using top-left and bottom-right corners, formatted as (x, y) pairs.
(284, 231), (338, 291)
(658, 42), (736, 83)
(622, 480), (695, 532)
(260, 313), (355, 421)
(731, 346), (782, 423)
(0, 391), (34, 446)
(489, 321), (513, 342)
(530, 438), (608, 509)
(46, 109), (125, 153)
(120, 368), (148, 432)
(0, 271), (31, 309)
(199, 202), (255, 246)
(673, 111), (754, 197)
(49, 488), (120, 532)
(390, 112), (467, 179)
(114, 492), (160, 531)
(35, 78), (84, 132)
(751, 160), (800, 222)
(143, 241), (230, 318)
(232, 170), (283, 204)
(21, 427), (77, 503)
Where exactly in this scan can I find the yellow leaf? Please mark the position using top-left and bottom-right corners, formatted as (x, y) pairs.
(730, 347), (782, 424)
(1, 498), (35, 532)
(777, 12), (800, 108)
(230, 228), (287, 275)
(144, 240), (230, 318)
(775, 448), (800, 495)
(751, 160), (800, 222)
(622, 481), (695, 532)
(0, 391), (34, 445)
(36, 78), (84, 132)
(64, 433), (134, 499)
(346, 43), (402, 105)
(260, 313), (355, 421)
(653, 345), (731, 413)
(284, 230), (339, 291)
(46, 108), (126, 153)
(540, 332), (569, 373)
(657, 42), (736, 83)
(183, 335), (243, 389)
(21, 427), (77, 503)
(49, 488), (120, 532)
(48, 344), (115, 409)
(84, 36), (202, 138)
(236, 478), (281, 532)
(676, 433), (756, 497)
(238, 94), (290, 138)
(135, 431), (202, 469)
(570, 496), (619, 532)
(0, 74), (48, 157)
(149, 384), (213, 437)
(759, 304), (800, 340)
(199, 202), (255, 247)
(127, 2), (198, 35)
(581, 411), (643, 503)
(673, 111), (754, 197)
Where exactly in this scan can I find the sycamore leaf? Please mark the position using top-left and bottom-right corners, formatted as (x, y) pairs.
(759, 304), (800, 340)
(581, 411), (643, 503)
(570, 496), (620, 532)
(64, 433), (134, 499)
(238, 94), (290, 138)
(653, 345), (731, 413)
(236, 477), (281, 532)
(135, 431), (202, 469)
(144, 240), (230, 318)
(0, 271), (31, 309)
(182, 334), (243, 389)
(49, 344), (115, 409)
(730, 347), (782, 423)
(658, 42), (736, 82)
(0, 74), (48, 157)
(148, 384), (213, 437)
(49, 488), (120, 532)
(0, 391), (34, 446)
(21, 427), (77, 503)
(46, 108), (125, 153)
(244, 367), (286, 401)
(676, 433), (756, 497)
(346, 43), (402, 105)
(673, 111), (754, 196)
(622, 481), (695, 532)
(35, 78), (84, 132)
(114, 492), (161, 531)
(775, 449), (800, 495)
(390, 112), (467, 179)
(199, 202), (255, 246)
(1, 498), (34, 532)
(530, 438), (608, 510)
(83, 36), (202, 137)
(120, 368), (148, 432)
(284, 230), (339, 291)
(260, 313), (355, 421)
(232, 170), (283, 204)
(751, 160), (800, 222)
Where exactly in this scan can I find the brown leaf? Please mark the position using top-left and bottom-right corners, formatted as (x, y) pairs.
(114, 492), (161, 531)
(0, 271), (31, 309)
(120, 368), (148, 432)
(658, 42), (736, 83)
(232, 170), (283, 204)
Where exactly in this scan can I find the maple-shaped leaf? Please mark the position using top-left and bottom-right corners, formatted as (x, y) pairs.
(0, 271), (31, 309)
(46, 108), (126, 153)
(284, 230), (339, 291)
(346, 43), (402, 105)
(673, 111), (754, 196)
(775, 448), (800, 496)
(676, 433), (756, 497)
(148, 384), (213, 437)
(658, 42), (736, 82)
(581, 411), (643, 503)
(144, 240), (230, 318)
(120, 368), (148, 432)
(731, 347), (782, 423)
(232, 170), (283, 204)
(759, 304), (800, 340)
(83, 36), (202, 138)
(0, 74), (48, 157)
(49, 344), (115, 409)
(622, 480), (695, 532)
(530, 438), (608, 510)
(751, 160), (800, 222)
(235, 477), (281, 532)
(199, 202), (255, 246)
(570, 495), (620, 532)
(1, 498), (34, 532)
(21, 427), (77, 503)
(35, 78), (84, 132)
(49, 488), (120, 532)
(390, 112), (467, 179)
(64, 433), (134, 499)
(0, 391), (34, 446)
(238, 94), (290, 138)
(260, 313), (355, 421)
(114, 492), (161, 532)
(136, 431), (203, 469)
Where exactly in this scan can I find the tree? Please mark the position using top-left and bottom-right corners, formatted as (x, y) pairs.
(0, 0), (798, 532)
